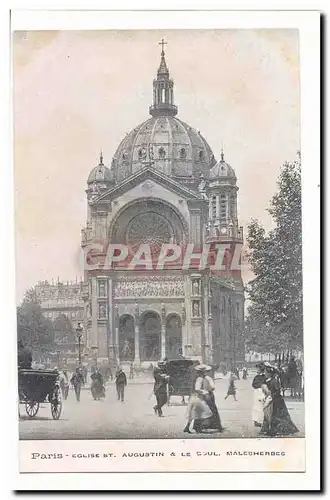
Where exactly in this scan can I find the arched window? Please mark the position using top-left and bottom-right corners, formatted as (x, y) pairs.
(180, 148), (187, 159)
(199, 150), (204, 161)
(159, 147), (166, 159)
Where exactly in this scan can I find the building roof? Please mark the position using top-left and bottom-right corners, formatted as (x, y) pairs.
(209, 150), (236, 180)
(87, 153), (113, 184)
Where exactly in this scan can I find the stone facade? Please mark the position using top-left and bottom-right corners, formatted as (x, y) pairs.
(81, 43), (245, 368)
(35, 280), (85, 330)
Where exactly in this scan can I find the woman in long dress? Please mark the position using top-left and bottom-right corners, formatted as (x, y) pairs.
(252, 363), (266, 427)
(183, 364), (213, 434)
(201, 367), (224, 432)
(260, 365), (299, 436)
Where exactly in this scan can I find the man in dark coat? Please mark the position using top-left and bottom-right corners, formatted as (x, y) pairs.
(17, 340), (32, 369)
(115, 367), (127, 402)
(153, 362), (170, 417)
(70, 367), (84, 402)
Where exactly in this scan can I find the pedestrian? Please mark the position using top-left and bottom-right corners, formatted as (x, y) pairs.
(82, 365), (88, 384)
(224, 372), (237, 401)
(198, 365), (224, 432)
(70, 367), (84, 402)
(115, 366), (127, 402)
(184, 364), (214, 434)
(260, 363), (299, 436)
(91, 368), (105, 400)
(129, 361), (134, 380)
(17, 340), (32, 369)
(242, 366), (248, 380)
(153, 361), (170, 417)
(252, 363), (266, 427)
(59, 369), (69, 400)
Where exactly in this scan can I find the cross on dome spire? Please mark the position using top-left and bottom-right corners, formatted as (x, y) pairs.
(159, 38), (167, 55)
(150, 39), (178, 117)
(157, 38), (169, 75)
(221, 144), (225, 162)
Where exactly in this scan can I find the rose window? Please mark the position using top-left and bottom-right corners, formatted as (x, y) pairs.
(126, 212), (173, 252)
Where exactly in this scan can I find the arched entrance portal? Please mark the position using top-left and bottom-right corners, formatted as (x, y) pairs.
(165, 314), (182, 359)
(140, 311), (161, 361)
(119, 315), (135, 361)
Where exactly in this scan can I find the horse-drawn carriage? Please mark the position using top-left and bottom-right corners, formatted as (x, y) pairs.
(18, 369), (62, 419)
(163, 359), (200, 405)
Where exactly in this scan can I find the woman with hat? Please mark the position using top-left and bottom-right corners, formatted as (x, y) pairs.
(184, 364), (223, 434)
(260, 364), (299, 436)
(251, 363), (267, 427)
(200, 365), (224, 432)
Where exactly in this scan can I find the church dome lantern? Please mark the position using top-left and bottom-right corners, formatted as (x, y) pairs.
(111, 40), (216, 186)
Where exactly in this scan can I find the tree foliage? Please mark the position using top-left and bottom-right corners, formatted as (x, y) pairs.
(17, 288), (55, 358)
(53, 313), (75, 343)
(246, 155), (303, 352)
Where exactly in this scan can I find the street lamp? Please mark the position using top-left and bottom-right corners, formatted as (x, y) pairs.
(56, 349), (60, 368)
(76, 322), (83, 366)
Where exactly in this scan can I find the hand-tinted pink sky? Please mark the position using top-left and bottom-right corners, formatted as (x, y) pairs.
(13, 29), (300, 302)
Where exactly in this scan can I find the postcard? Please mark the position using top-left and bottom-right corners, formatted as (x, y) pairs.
(10, 9), (320, 491)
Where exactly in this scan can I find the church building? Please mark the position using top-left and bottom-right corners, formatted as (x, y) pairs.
(81, 41), (245, 367)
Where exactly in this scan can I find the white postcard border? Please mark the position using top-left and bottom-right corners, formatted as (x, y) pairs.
(2, 6), (320, 492)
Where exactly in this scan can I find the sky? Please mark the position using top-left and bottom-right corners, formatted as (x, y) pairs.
(13, 29), (300, 303)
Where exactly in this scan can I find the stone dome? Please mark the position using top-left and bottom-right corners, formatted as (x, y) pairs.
(112, 116), (216, 184)
(108, 43), (217, 186)
(87, 154), (112, 184)
(209, 153), (236, 180)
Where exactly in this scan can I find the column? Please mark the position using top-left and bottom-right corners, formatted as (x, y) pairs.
(115, 324), (120, 365)
(161, 322), (166, 360)
(183, 275), (192, 357)
(108, 279), (115, 364)
(203, 279), (210, 363)
(216, 194), (220, 219)
(91, 276), (98, 351)
(134, 313), (140, 365)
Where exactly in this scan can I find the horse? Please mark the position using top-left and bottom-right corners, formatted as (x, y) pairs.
(279, 365), (303, 400)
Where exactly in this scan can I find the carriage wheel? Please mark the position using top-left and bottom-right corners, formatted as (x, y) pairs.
(25, 401), (39, 418)
(51, 386), (62, 420)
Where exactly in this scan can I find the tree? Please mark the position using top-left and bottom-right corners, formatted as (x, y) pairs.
(246, 154), (303, 352)
(53, 313), (75, 343)
(17, 288), (55, 359)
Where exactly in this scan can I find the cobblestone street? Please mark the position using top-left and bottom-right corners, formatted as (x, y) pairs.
(19, 377), (304, 440)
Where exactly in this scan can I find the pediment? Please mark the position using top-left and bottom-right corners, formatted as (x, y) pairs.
(90, 166), (204, 205)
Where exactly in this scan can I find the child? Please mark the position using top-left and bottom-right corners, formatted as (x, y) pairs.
(225, 372), (237, 401)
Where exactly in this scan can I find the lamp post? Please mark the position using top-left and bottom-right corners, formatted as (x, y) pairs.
(56, 349), (60, 368)
(76, 322), (83, 366)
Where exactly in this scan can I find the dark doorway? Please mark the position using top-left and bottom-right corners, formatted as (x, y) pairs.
(165, 314), (182, 359)
(119, 315), (135, 361)
(139, 311), (161, 361)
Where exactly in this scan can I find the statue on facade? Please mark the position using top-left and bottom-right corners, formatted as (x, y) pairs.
(192, 280), (199, 295)
(99, 304), (107, 319)
(122, 339), (132, 360)
(114, 305), (119, 326)
(193, 301), (200, 318)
